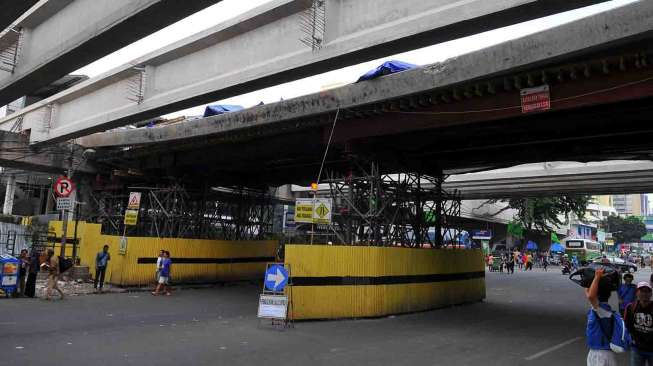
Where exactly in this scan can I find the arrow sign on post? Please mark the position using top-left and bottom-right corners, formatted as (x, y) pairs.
(264, 264), (288, 292)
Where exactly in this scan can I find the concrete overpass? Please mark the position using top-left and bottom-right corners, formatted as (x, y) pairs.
(57, 0), (653, 190)
(0, 0), (611, 144)
(0, 131), (93, 175)
(444, 161), (653, 199)
(0, 1), (38, 33)
(0, 0), (222, 106)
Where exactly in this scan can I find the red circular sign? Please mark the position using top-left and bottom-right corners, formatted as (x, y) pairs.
(54, 176), (74, 197)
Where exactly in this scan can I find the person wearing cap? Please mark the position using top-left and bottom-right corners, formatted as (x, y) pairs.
(624, 281), (653, 365)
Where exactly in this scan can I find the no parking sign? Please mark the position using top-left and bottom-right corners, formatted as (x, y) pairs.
(54, 176), (74, 197)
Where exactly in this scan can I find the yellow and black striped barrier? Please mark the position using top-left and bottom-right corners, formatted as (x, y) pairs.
(49, 221), (278, 286)
(285, 245), (485, 320)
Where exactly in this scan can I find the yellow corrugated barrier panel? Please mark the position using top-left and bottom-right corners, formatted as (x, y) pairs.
(285, 245), (485, 320)
(49, 221), (278, 286)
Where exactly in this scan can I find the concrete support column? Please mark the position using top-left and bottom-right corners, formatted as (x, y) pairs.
(3, 174), (15, 215)
(45, 185), (54, 214)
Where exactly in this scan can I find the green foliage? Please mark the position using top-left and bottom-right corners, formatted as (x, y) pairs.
(507, 221), (525, 238)
(505, 196), (590, 233)
(601, 215), (647, 243)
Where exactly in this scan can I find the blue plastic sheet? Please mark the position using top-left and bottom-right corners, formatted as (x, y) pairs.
(526, 241), (538, 250)
(357, 60), (418, 82)
(203, 104), (244, 117)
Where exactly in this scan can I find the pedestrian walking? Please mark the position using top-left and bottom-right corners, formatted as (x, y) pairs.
(17, 249), (29, 297)
(624, 282), (653, 365)
(24, 249), (39, 298)
(487, 255), (494, 271)
(152, 251), (172, 296)
(44, 249), (64, 300)
(542, 256), (548, 272)
(517, 251), (523, 270)
(619, 273), (637, 314)
(94, 245), (111, 293)
(156, 249), (165, 281)
(526, 253), (534, 271)
(585, 268), (619, 366)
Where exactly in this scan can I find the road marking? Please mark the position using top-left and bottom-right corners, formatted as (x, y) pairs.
(524, 337), (583, 361)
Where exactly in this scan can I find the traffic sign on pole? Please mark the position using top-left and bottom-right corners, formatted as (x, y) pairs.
(127, 192), (142, 210)
(54, 176), (74, 197)
(56, 197), (73, 211)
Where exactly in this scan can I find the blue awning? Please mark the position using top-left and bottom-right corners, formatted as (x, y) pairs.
(357, 60), (418, 82)
(550, 242), (565, 253)
(526, 241), (538, 250)
(203, 104), (244, 117)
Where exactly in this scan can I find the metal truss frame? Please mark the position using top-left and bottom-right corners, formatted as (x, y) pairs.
(90, 185), (278, 240)
(293, 159), (462, 247)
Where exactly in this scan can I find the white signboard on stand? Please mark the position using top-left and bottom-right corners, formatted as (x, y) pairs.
(257, 294), (288, 319)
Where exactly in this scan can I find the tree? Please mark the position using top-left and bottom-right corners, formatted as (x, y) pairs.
(601, 215), (646, 243)
(482, 196), (591, 233)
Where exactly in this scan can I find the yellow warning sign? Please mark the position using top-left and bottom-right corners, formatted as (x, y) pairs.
(294, 198), (332, 224)
(295, 201), (314, 223)
(316, 203), (329, 218)
(124, 209), (139, 226)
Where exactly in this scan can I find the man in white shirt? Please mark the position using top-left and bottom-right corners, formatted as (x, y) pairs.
(156, 249), (164, 282)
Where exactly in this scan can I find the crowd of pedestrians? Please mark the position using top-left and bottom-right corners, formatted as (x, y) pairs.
(12, 248), (60, 299)
(7, 245), (172, 299)
(585, 268), (653, 366)
(485, 250), (544, 273)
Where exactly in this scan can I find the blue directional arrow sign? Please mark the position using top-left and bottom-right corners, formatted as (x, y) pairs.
(264, 264), (289, 292)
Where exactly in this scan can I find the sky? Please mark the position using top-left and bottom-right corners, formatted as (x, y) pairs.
(71, 0), (639, 119)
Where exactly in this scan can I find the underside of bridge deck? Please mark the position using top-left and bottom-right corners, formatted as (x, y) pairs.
(93, 39), (653, 190)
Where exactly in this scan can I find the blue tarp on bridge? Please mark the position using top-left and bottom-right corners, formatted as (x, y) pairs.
(203, 104), (244, 117)
(356, 60), (418, 82)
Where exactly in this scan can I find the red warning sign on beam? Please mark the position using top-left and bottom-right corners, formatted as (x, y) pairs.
(520, 85), (551, 113)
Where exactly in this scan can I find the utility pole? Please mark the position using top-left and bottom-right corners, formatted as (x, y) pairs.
(59, 142), (74, 256)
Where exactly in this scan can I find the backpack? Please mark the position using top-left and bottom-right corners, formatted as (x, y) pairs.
(594, 309), (632, 353)
(58, 256), (73, 273)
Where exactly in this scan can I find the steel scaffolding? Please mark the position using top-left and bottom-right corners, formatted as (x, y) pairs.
(90, 184), (280, 240)
(289, 160), (462, 247)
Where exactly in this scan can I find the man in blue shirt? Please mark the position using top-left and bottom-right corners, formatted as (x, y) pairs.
(586, 268), (618, 366)
(619, 273), (637, 314)
(94, 245), (111, 293)
(152, 251), (172, 296)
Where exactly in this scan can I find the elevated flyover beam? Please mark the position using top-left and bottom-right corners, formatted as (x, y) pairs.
(0, 0), (612, 145)
(444, 161), (653, 199)
(0, 0), (38, 33)
(79, 0), (653, 149)
(0, 0), (222, 107)
(0, 131), (94, 175)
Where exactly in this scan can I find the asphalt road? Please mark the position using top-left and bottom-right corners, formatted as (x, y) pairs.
(1, 266), (648, 366)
